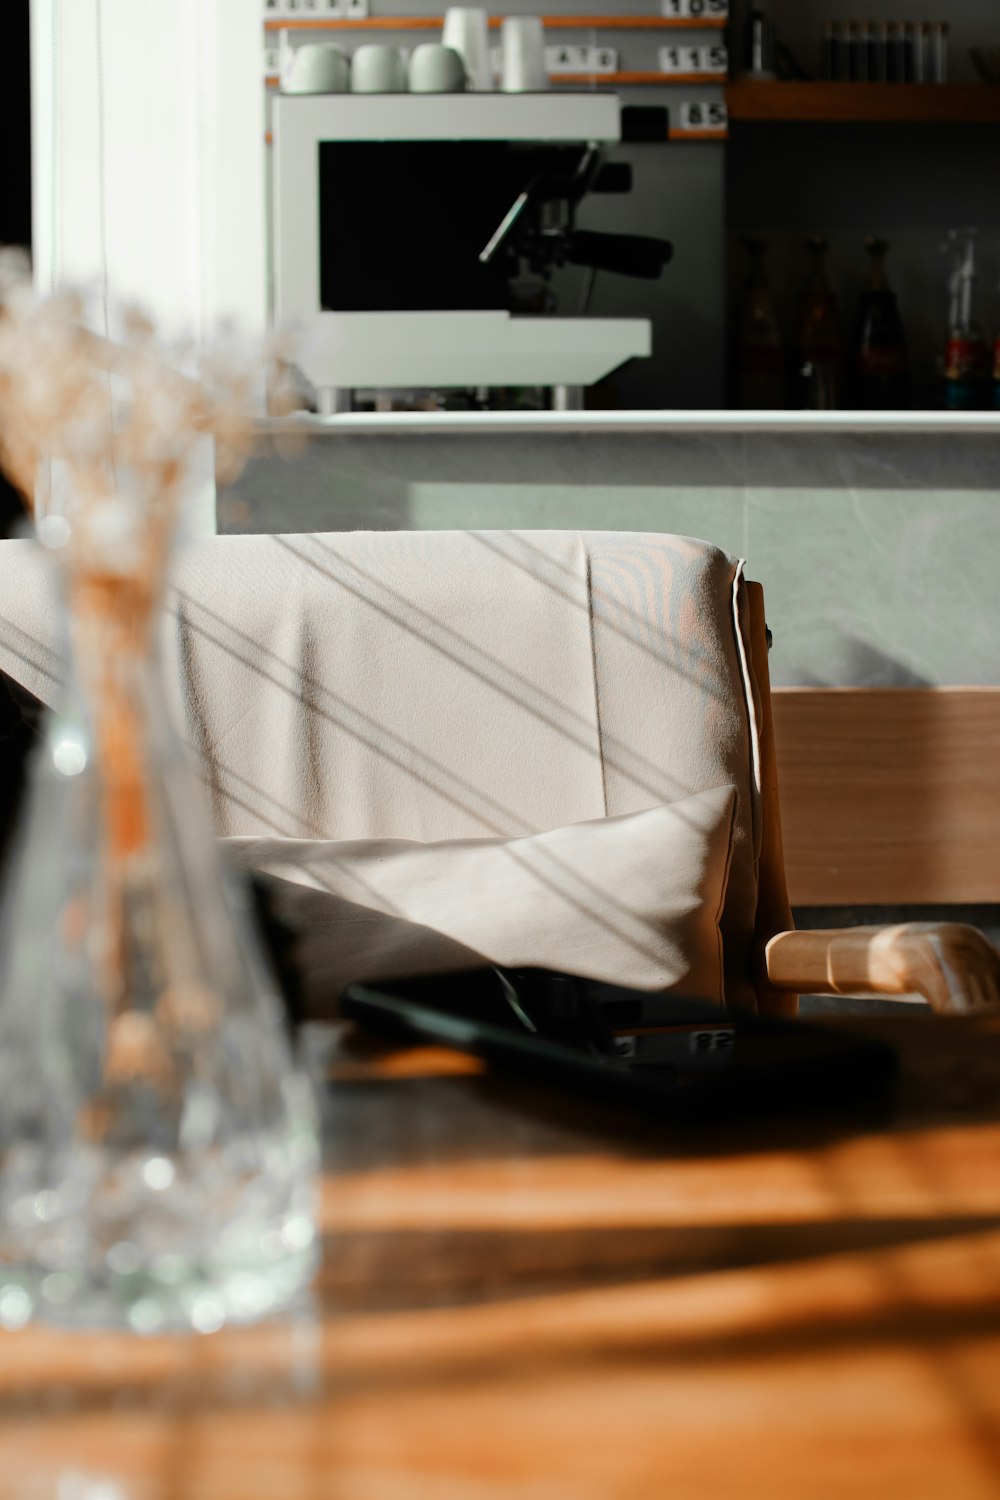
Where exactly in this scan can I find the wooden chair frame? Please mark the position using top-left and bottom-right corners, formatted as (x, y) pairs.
(746, 583), (1000, 1016)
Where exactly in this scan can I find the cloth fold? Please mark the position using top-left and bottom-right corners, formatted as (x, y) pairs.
(225, 785), (739, 1015)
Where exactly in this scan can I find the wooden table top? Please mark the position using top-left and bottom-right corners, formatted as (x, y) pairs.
(4, 1013), (1000, 1500)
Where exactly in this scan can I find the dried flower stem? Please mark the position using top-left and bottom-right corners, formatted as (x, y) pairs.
(0, 258), (296, 1030)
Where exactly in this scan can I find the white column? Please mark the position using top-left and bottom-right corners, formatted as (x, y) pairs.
(29, 0), (267, 536)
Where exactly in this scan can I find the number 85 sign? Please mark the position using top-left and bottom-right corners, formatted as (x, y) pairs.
(673, 100), (729, 138)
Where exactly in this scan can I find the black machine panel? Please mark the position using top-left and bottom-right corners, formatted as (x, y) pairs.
(317, 140), (671, 314)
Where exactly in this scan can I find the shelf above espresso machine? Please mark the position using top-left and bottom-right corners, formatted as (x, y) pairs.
(272, 91), (621, 145)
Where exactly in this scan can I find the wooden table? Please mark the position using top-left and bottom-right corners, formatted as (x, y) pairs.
(4, 1014), (1000, 1500)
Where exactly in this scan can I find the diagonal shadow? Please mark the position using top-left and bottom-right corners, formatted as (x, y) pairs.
(280, 534), (710, 807)
(468, 530), (731, 682)
(0, 616), (63, 694)
(172, 590), (532, 837)
(172, 595), (726, 983)
(315, 1213), (1000, 1315)
(235, 815), (705, 991)
(306, 529), (729, 701)
(810, 1123), (1000, 1483)
(2, 1216), (1000, 1425)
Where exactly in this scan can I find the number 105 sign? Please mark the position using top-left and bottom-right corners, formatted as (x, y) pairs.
(661, 0), (729, 17)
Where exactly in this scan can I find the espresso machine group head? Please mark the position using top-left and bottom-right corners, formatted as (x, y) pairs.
(479, 147), (673, 291)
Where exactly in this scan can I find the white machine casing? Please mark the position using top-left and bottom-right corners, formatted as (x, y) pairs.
(270, 92), (651, 411)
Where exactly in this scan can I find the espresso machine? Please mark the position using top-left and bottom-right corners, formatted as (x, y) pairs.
(270, 92), (672, 412)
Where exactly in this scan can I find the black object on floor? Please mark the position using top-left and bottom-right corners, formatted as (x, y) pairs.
(342, 968), (898, 1123)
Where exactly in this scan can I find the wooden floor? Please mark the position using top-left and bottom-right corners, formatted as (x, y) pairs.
(4, 1016), (1000, 1499)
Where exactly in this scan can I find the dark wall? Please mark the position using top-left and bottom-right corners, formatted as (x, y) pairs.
(0, 0), (31, 251)
(1, 0), (31, 540)
(0, 0), (32, 854)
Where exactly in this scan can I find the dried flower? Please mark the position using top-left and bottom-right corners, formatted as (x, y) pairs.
(0, 248), (296, 570)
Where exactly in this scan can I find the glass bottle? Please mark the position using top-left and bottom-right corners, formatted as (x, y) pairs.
(743, 4), (776, 80)
(851, 236), (909, 410)
(820, 19), (838, 81)
(868, 22), (888, 83)
(848, 21), (868, 82)
(733, 236), (786, 409)
(942, 229), (990, 411)
(0, 510), (320, 1334)
(796, 237), (842, 410)
(885, 21), (903, 83)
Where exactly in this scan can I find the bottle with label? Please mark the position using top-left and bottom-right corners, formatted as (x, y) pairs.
(851, 236), (909, 410)
(942, 229), (990, 411)
(733, 236), (785, 409)
(796, 237), (842, 410)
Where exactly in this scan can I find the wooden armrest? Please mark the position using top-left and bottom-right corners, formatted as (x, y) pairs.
(762, 923), (1000, 1015)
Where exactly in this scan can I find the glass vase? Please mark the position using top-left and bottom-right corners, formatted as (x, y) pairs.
(0, 539), (320, 1334)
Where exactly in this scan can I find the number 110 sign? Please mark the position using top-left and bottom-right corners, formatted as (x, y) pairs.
(661, 0), (729, 17)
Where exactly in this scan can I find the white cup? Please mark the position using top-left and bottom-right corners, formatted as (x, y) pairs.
(500, 17), (547, 92)
(408, 43), (467, 93)
(351, 43), (408, 93)
(282, 43), (351, 95)
(442, 7), (493, 92)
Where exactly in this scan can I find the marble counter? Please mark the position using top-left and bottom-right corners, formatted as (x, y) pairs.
(258, 411), (1000, 437)
(221, 413), (1000, 689)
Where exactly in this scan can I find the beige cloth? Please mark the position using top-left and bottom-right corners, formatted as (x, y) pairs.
(0, 530), (762, 1006)
(225, 785), (738, 1013)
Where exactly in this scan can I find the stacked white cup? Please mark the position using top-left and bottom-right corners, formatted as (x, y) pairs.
(442, 8), (494, 91)
(282, 43), (351, 94)
(500, 17), (548, 92)
(351, 44), (408, 92)
(409, 44), (468, 93)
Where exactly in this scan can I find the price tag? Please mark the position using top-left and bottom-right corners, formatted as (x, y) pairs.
(590, 47), (619, 75)
(675, 99), (729, 134)
(493, 44), (619, 78)
(546, 45), (590, 75)
(689, 1028), (735, 1054)
(659, 43), (728, 76)
(273, 0), (369, 12)
(661, 0), (729, 17)
(540, 45), (618, 75)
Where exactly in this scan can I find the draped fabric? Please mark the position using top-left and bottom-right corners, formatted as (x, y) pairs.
(0, 530), (762, 1006)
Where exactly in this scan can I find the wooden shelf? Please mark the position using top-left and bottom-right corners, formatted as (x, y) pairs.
(726, 81), (1000, 124)
(265, 72), (725, 88)
(553, 71), (723, 85)
(264, 14), (727, 32)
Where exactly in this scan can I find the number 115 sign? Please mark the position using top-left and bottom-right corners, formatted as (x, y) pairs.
(661, 0), (729, 17)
